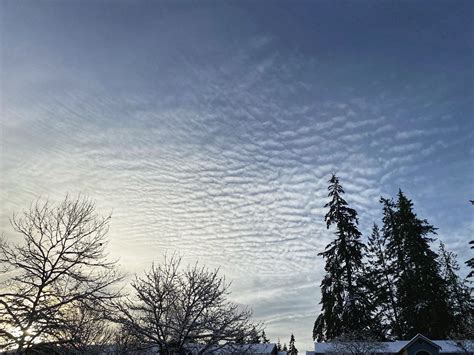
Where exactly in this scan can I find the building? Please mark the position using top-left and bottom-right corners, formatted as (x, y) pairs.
(306, 334), (473, 355)
(0, 343), (285, 355)
(185, 343), (284, 355)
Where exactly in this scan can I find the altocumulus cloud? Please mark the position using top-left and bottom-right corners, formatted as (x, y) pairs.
(1, 0), (473, 350)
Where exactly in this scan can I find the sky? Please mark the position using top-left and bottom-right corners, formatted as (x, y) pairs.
(1, 0), (473, 350)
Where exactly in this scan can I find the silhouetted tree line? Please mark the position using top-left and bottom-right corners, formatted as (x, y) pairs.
(313, 175), (473, 342)
(274, 334), (297, 355)
(230, 327), (299, 354)
(0, 196), (262, 354)
(1, 183), (472, 353)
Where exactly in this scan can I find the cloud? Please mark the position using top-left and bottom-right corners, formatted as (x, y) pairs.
(1, 2), (473, 350)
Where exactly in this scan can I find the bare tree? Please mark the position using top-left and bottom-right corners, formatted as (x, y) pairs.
(451, 340), (474, 355)
(56, 302), (116, 354)
(113, 255), (261, 355)
(448, 330), (474, 355)
(327, 331), (387, 355)
(112, 323), (149, 355)
(0, 196), (123, 352)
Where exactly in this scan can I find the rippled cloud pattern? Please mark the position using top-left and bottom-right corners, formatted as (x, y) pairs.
(1, 1), (473, 349)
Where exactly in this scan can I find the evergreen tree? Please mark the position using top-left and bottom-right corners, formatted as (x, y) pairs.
(438, 242), (473, 336)
(313, 175), (373, 341)
(467, 202), (474, 280)
(288, 334), (298, 355)
(276, 339), (282, 351)
(383, 191), (451, 338)
(467, 240), (474, 279)
(261, 330), (269, 343)
(376, 197), (408, 339)
(282, 343), (288, 352)
(364, 223), (399, 339)
(246, 325), (261, 343)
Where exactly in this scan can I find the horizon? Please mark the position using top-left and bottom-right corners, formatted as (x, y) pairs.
(1, 0), (473, 351)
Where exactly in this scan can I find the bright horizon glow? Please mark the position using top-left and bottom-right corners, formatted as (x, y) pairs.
(1, 0), (473, 350)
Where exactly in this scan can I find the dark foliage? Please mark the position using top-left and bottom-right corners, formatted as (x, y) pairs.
(313, 175), (377, 341)
(315, 179), (472, 341)
(288, 334), (298, 355)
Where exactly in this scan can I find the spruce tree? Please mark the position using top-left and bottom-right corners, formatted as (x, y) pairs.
(467, 240), (474, 279)
(313, 174), (372, 341)
(276, 339), (282, 351)
(438, 242), (473, 336)
(467, 201), (474, 278)
(364, 223), (400, 339)
(247, 325), (261, 343)
(261, 330), (269, 343)
(288, 334), (298, 355)
(376, 197), (408, 339)
(282, 343), (288, 352)
(384, 191), (451, 338)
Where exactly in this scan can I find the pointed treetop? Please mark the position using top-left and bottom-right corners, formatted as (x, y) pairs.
(288, 334), (298, 355)
(324, 174), (359, 229)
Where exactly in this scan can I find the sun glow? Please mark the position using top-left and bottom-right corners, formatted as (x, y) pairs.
(3, 326), (42, 351)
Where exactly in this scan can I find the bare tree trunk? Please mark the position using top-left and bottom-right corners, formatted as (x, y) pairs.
(0, 196), (123, 352)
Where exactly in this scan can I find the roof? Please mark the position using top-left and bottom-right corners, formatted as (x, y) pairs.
(185, 343), (277, 354)
(313, 335), (474, 354)
(313, 340), (393, 353)
(432, 341), (474, 353)
(401, 334), (441, 351)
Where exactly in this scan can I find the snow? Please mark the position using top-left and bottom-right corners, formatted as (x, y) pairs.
(311, 339), (474, 354)
(185, 343), (277, 354)
(433, 340), (474, 353)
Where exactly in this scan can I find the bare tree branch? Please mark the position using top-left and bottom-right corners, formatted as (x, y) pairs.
(0, 195), (123, 352)
(111, 254), (261, 355)
(327, 331), (387, 355)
